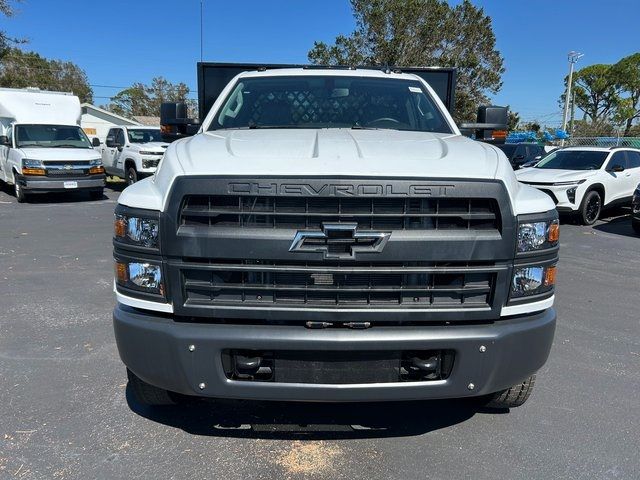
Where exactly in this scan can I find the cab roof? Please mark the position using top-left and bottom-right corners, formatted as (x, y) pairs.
(234, 67), (427, 82)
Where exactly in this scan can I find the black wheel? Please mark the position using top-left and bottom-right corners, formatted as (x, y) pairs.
(89, 189), (103, 200)
(579, 190), (602, 225)
(127, 369), (175, 406)
(482, 374), (536, 409)
(14, 177), (26, 203)
(126, 166), (138, 186)
(633, 219), (640, 235)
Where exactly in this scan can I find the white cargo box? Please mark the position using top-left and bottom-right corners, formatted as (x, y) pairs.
(0, 87), (81, 134)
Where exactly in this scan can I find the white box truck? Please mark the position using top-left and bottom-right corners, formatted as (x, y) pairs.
(0, 87), (105, 202)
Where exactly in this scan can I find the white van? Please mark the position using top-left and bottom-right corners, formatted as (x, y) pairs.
(0, 87), (105, 202)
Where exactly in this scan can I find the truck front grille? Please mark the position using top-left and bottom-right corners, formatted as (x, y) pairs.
(180, 195), (500, 231)
(180, 259), (497, 309)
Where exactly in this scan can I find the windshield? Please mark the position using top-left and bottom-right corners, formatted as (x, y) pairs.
(127, 129), (163, 143)
(535, 150), (608, 170)
(15, 124), (92, 149)
(209, 75), (453, 133)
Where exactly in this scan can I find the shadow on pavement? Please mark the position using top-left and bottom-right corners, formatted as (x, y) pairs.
(593, 212), (638, 239)
(126, 384), (491, 439)
(106, 179), (127, 193)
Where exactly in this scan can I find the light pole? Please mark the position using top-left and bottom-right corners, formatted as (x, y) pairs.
(561, 51), (583, 143)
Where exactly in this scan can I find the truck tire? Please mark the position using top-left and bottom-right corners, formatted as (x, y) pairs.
(633, 219), (640, 235)
(579, 190), (601, 225)
(127, 369), (176, 406)
(89, 189), (104, 200)
(14, 178), (26, 203)
(126, 166), (138, 186)
(482, 374), (536, 409)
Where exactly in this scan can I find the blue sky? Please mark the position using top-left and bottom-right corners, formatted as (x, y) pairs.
(4, 0), (639, 127)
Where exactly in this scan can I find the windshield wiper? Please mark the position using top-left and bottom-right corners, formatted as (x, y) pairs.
(51, 144), (85, 148)
(17, 143), (45, 148)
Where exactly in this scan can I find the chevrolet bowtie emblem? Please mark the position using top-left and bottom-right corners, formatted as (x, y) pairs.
(289, 223), (391, 260)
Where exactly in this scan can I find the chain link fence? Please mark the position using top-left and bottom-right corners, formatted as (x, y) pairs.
(565, 137), (640, 148)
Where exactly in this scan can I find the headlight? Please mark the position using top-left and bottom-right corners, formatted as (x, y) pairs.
(89, 158), (102, 166)
(517, 219), (559, 253)
(22, 158), (45, 175)
(552, 179), (586, 186)
(511, 264), (556, 298)
(114, 206), (160, 250)
(23, 158), (43, 168)
(114, 214), (159, 249)
(115, 260), (164, 296)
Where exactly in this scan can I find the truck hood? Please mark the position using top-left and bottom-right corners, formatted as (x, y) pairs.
(129, 142), (169, 152)
(515, 167), (599, 183)
(174, 129), (499, 179)
(120, 129), (556, 216)
(18, 147), (101, 162)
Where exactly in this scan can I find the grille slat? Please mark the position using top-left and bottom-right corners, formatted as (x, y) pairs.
(181, 260), (497, 309)
(180, 196), (500, 231)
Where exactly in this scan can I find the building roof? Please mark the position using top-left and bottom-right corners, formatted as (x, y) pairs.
(80, 103), (140, 126)
(132, 116), (160, 126)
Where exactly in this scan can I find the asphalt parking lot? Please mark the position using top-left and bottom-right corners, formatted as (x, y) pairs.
(1, 182), (639, 480)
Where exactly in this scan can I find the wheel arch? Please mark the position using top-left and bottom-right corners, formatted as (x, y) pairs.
(124, 158), (138, 171)
(585, 182), (606, 205)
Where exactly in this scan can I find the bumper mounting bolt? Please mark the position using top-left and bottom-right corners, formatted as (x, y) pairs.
(188, 344), (195, 352)
(479, 345), (486, 353)
(467, 383), (475, 391)
(198, 382), (206, 390)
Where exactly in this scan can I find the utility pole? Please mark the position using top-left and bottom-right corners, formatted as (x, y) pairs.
(569, 90), (576, 136)
(561, 51), (583, 144)
(200, 0), (204, 62)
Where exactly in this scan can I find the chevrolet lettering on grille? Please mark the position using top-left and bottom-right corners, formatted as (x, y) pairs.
(289, 223), (391, 260)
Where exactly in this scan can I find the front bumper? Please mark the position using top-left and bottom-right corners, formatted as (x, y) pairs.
(113, 304), (556, 402)
(523, 183), (580, 212)
(19, 174), (105, 192)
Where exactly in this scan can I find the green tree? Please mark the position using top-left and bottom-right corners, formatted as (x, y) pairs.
(0, 48), (93, 102)
(507, 108), (520, 131)
(307, 0), (505, 122)
(611, 53), (640, 136)
(106, 76), (196, 118)
(566, 64), (620, 124)
(520, 121), (540, 133)
(1, 0), (24, 54)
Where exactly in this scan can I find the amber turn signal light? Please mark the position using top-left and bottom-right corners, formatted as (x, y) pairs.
(89, 166), (105, 174)
(543, 266), (557, 287)
(115, 262), (128, 284)
(114, 217), (126, 238)
(22, 167), (45, 176)
(548, 222), (560, 243)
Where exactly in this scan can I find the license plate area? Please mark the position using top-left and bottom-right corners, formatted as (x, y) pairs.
(222, 349), (455, 384)
(63, 181), (78, 189)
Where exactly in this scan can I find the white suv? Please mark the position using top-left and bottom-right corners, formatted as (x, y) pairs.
(516, 147), (640, 225)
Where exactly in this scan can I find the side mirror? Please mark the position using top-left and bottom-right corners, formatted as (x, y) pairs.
(610, 164), (625, 173)
(105, 137), (115, 148)
(92, 137), (101, 147)
(0, 135), (10, 147)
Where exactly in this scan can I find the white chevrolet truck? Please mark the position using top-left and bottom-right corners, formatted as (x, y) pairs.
(113, 67), (559, 410)
(101, 126), (168, 185)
